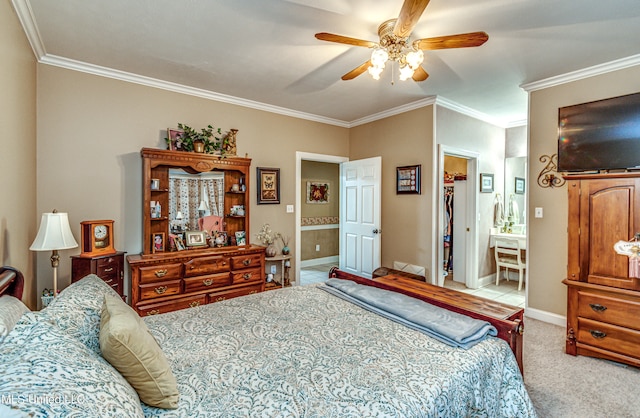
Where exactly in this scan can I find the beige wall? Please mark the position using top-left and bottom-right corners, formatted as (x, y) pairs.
(36, 65), (349, 297)
(350, 106), (435, 278)
(1, 0), (37, 308)
(301, 161), (339, 218)
(528, 65), (640, 316)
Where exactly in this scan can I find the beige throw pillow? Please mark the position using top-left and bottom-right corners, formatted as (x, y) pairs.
(99, 294), (179, 409)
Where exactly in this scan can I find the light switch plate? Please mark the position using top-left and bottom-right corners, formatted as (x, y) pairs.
(535, 207), (543, 218)
(286, 204), (294, 213)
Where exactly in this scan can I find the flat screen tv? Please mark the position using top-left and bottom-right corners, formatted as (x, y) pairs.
(557, 92), (640, 172)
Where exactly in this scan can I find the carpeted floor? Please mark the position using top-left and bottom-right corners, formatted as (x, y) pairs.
(524, 318), (640, 417)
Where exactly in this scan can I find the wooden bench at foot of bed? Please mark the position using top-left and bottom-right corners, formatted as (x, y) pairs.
(329, 267), (524, 374)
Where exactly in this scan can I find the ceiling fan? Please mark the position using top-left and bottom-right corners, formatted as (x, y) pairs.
(315, 0), (488, 82)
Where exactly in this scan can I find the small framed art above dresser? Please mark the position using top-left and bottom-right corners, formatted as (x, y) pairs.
(127, 148), (265, 316)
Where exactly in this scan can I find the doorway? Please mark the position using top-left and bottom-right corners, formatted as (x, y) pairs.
(437, 145), (479, 289)
(295, 152), (348, 285)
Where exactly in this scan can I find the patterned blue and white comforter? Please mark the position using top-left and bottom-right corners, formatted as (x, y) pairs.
(143, 285), (537, 417)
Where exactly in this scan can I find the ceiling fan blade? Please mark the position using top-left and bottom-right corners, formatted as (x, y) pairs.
(315, 32), (377, 48)
(414, 31), (489, 50)
(342, 60), (372, 80)
(394, 0), (430, 38)
(412, 66), (429, 82)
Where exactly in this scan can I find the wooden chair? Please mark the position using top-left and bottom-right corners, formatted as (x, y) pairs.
(494, 238), (526, 291)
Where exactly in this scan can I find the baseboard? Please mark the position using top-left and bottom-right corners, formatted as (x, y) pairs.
(300, 256), (339, 268)
(477, 273), (495, 288)
(524, 307), (566, 327)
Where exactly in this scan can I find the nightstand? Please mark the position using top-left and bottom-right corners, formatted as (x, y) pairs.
(71, 251), (126, 298)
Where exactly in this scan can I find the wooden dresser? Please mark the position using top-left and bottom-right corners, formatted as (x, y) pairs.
(564, 172), (640, 367)
(128, 246), (265, 315)
(128, 147), (265, 315)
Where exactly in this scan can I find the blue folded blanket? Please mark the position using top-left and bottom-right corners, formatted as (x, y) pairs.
(320, 279), (497, 349)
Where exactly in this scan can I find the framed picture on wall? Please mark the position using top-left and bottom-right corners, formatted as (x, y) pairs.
(515, 177), (525, 194)
(257, 167), (280, 204)
(480, 173), (494, 193)
(396, 165), (421, 194)
(306, 181), (330, 204)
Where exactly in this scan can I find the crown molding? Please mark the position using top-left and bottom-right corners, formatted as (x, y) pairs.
(521, 54), (640, 92)
(11, 0), (45, 58)
(39, 54), (352, 128)
(349, 97), (438, 127)
(435, 97), (510, 128)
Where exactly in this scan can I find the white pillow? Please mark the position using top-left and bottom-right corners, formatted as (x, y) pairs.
(0, 296), (29, 344)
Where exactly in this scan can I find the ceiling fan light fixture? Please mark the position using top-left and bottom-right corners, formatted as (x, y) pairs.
(399, 64), (414, 81)
(405, 49), (424, 70)
(370, 48), (389, 67)
(368, 65), (384, 80)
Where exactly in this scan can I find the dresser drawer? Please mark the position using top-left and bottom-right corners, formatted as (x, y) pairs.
(96, 256), (120, 276)
(184, 256), (230, 277)
(577, 317), (640, 358)
(139, 264), (182, 283)
(183, 273), (230, 293)
(577, 290), (640, 330)
(230, 253), (262, 270)
(138, 294), (207, 316)
(139, 279), (182, 301)
(208, 283), (262, 303)
(231, 268), (262, 285)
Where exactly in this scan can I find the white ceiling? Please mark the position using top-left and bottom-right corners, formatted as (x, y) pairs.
(14, 0), (640, 127)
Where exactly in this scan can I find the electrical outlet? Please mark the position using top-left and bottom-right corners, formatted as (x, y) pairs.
(270, 265), (277, 274)
(315, 244), (320, 251)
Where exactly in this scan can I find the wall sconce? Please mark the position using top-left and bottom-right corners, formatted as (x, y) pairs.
(537, 154), (566, 188)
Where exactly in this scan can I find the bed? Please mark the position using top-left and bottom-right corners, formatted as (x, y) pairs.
(0, 266), (537, 417)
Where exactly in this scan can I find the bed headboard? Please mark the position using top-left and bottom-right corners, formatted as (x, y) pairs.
(0, 266), (25, 299)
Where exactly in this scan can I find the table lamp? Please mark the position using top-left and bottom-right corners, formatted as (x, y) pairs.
(30, 210), (78, 295)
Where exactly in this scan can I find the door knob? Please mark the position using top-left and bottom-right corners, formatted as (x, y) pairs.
(373, 228), (382, 234)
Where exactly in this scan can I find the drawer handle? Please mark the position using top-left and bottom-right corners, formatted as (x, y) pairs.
(154, 286), (168, 295)
(243, 259), (251, 266)
(104, 278), (114, 284)
(203, 279), (213, 286)
(249, 290), (257, 294)
(189, 301), (200, 308)
(103, 267), (114, 273)
(215, 296), (226, 302)
(146, 309), (160, 316)
(154, 269), (168, 278)
(243, 273), (252, 280)
(590, 330), (607, 339)
(589, 303), (607, 313)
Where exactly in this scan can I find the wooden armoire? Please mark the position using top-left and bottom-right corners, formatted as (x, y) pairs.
(564, 172), (640, 367)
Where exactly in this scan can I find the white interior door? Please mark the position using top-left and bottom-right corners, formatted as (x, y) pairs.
(452, 181), (468, 284)
(340, 157), (381, 278)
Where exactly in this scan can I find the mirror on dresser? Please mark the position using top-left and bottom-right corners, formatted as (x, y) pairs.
(168, 169), (226, 234)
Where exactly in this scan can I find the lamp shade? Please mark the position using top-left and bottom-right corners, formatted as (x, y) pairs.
(198, 201), (208, 211)
(30, 212), (78, 251)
